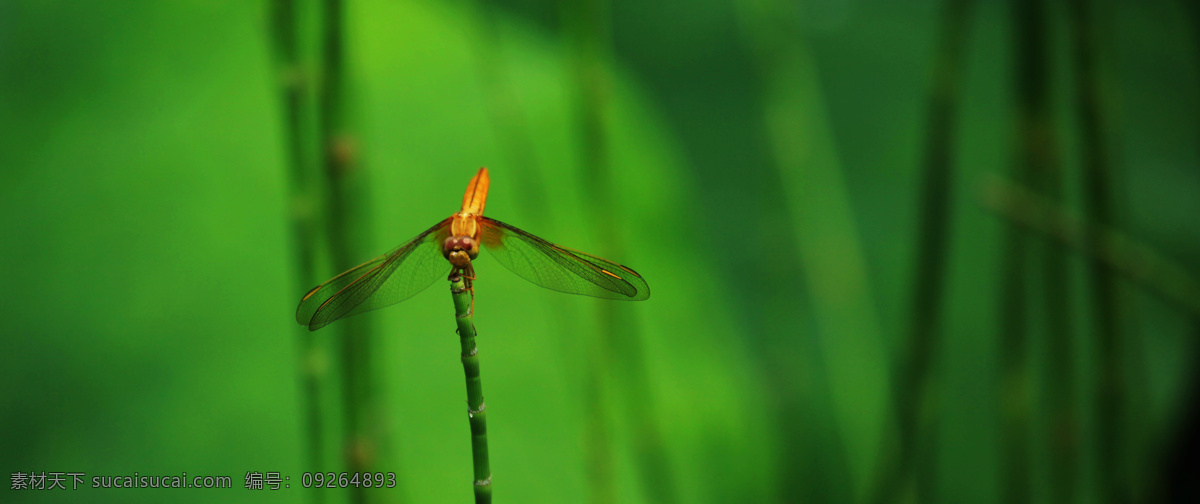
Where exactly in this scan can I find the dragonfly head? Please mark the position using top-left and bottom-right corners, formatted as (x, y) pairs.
(443, 235), (479, 268)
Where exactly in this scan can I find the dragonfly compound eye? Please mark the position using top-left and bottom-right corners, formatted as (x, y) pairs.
(463, 237), (480, 259)
(442, 236), (460, 258)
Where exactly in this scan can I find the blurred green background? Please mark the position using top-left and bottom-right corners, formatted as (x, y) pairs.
(2, 0), (1198, 503)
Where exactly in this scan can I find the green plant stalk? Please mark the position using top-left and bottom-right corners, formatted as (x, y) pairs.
(319, 1), (379, 502)
(1012, 0), (1074, 501)
(269, 2), (326, 500)
(559, 0), (678, 501)
(997, 194), (1030, 504)
(866, 0), (972, 502)
(980, 177), (1200, 316)
(1001, 0), (1048, 502)
(1065, 0), (1126, 502)
(559, 1), (619, 502)
(451, 273), (492, 504)
(735, 3), (879, 502)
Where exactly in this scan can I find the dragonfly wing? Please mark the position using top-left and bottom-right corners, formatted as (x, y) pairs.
(297, 218), (453, 330)
(478, 217), (649, 300)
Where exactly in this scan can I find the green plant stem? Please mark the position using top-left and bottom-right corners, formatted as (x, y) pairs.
(736, 3), (881, 503)
(1065, 1), (1126, 501)
(558, 1), (619, 502)
(451, 273), (492, 504)
(868, 0), (971, 503)
(1002, 0), (1054, 502)
(319, 1), (377, 502)
(269, 1), (326, 500)
(980, 177), (1200, 316)
(558, 0), (677, 501)
(1012, 0), (1075, 501)
(997, 162), (1031, 504)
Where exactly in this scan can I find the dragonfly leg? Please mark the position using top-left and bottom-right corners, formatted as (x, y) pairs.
(449, 268), (470, 294)
(450, 267), (476, 317)
(463, 263), (476, 286)
(463, 262), (477, 315)
(448, 265), (477, 316)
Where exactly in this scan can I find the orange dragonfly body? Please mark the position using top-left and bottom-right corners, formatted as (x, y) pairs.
(296, 167), (649, 331)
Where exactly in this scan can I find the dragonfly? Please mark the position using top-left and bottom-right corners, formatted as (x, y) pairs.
(296, 167), (650, 331)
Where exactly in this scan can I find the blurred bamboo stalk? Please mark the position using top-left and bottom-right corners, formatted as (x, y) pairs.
(559, 1), (678, 503)
(985, 174), (1200, 501)
(996, 239), (1029, 502)
(980, 177), (1200, 318)
(319, 1), (380, 503)
(269, 2), (327, 502)
(1065, 0), (1127, 502)
(738, 2), (893, 503)
(559, 1), (614, 503)
(1014, 1), (1077, 502)
(998, 104), (1030, 504)
(998, 0), (1065, 504)
(866, 0), (971, 503)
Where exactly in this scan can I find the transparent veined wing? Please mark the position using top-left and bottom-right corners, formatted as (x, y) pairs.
(478, 217), (650, 300)
(296, 218), (453, 330)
